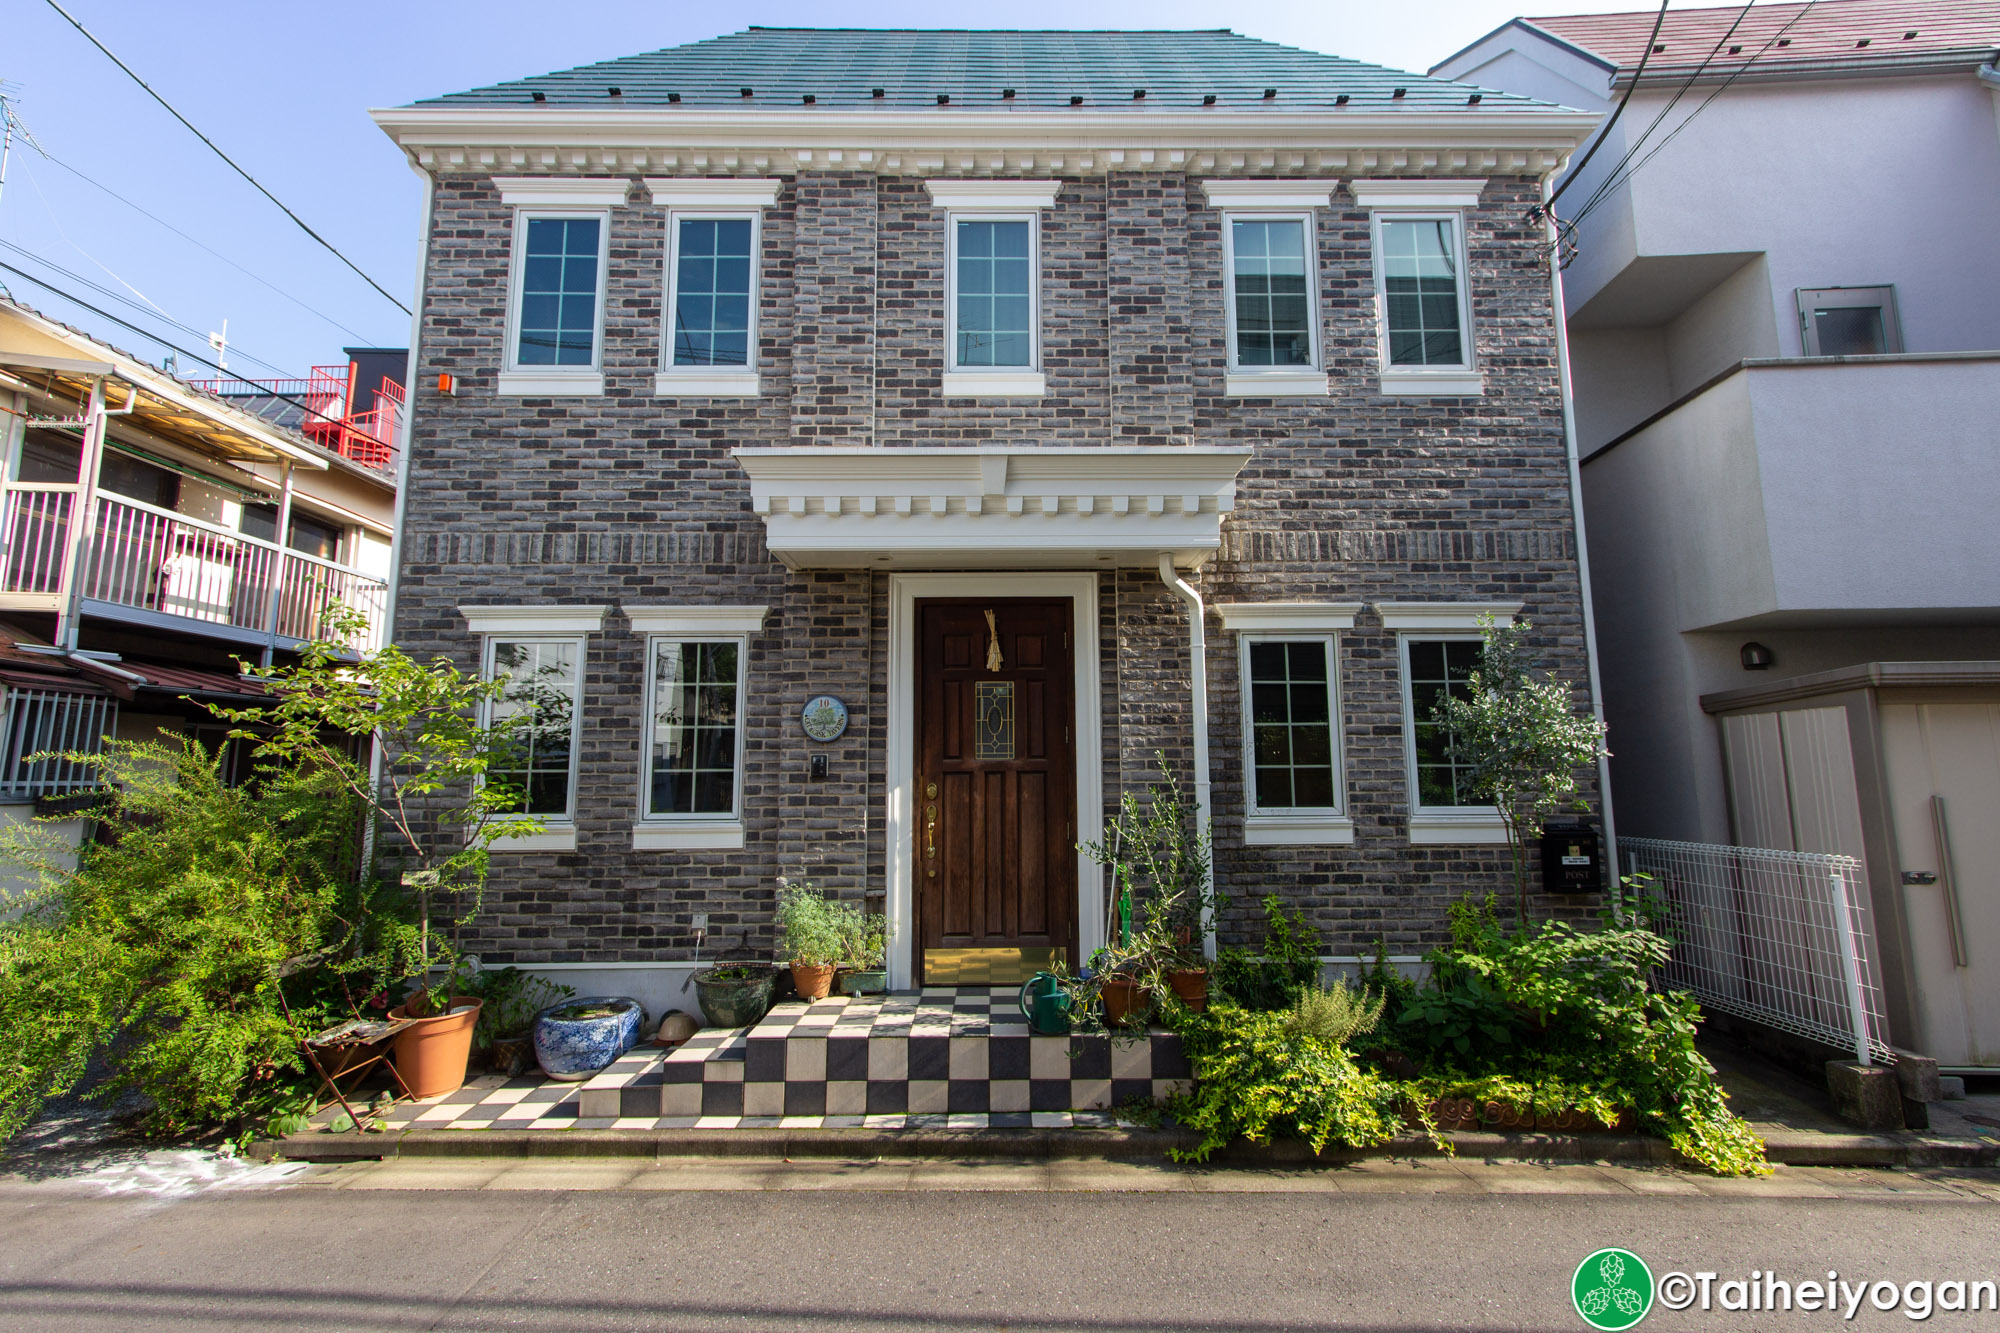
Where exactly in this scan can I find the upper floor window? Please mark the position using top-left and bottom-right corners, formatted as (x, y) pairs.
(647, 178), (780, 398)
(1379, 217), (1467, 369)
(1797, 286), (1902, 357)
(494, 177), (628, 397)
(926, 180), (1057, 398)
(1353, 178), (1486, 397)
(1226, 216), (1316, 369)
(516, 216), (603, 368)
(950, 216), (1036, 370)
(670, 218), (756, 368)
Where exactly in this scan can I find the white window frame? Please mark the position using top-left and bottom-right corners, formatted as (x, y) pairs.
(648, 178), (780, 397)
(1796, 285), (1903, 357)
(1353, 179), (1485, 398)
(498, 196), (615, 397)
(479, 633), (588, 851)
(461, 604), (606, 851)
(627, 605), (766, 850)
(1220, 211), (1329, 398)
(1217, 602), (1360, 844)
(942, 210), (1044, 396)
(1380, 600), (1520, 845)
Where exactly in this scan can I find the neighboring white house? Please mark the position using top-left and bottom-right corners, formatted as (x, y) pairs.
(1434, 1), (2000, 1069)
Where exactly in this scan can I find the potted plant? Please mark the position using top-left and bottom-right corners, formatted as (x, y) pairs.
(836, 907), (890, 996)
(776, 878), (850, 1001)
(532, 995), (646, 1080)
(693, 963), (777, 1027)
(466, 966), (573, 1076)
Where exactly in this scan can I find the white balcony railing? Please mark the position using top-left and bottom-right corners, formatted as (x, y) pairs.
(0, 487), (388, 653)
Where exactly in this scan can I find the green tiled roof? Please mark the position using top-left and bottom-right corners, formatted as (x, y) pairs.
(417, 28), (1560, 112)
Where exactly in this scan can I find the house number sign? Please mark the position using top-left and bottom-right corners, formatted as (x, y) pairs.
(801, 695), (848, 742)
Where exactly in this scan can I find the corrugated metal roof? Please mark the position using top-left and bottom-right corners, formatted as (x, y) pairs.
(1530, 0), (2000, 72)
(126, 662), (269, 699)
(417, 27), (1561, 112)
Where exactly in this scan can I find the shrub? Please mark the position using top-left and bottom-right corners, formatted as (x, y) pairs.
(0, 739), (376, 1146)
(775, 880), (855, 967)
(1213, 894), (1323, 1011)
(1168, 1005), (1405, 1162)
(1285, 980), (1385, 1049)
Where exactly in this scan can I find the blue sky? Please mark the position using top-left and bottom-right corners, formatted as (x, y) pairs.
(0, 0), (1626, 382)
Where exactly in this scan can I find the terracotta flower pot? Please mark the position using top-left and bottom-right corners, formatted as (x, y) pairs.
(791, 961), (837, 1001)
(1166, 968), (1209, 1011)
(1100, 976), (1152, 1028)
(388, 997), (482, 1100)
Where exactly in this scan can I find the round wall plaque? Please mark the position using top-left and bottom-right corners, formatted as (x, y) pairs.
(801, 695), (848, 742)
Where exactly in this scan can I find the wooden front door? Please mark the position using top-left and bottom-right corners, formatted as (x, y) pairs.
(916, 599), (1077, 983)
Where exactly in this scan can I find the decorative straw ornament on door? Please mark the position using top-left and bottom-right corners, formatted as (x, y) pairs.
(984, 608), (1004, 671)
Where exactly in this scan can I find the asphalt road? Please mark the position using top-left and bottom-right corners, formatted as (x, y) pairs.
(2, 1154), (1998, 1331)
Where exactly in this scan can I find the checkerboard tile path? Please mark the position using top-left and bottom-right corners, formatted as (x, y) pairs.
(308, 989), (1190, 1133)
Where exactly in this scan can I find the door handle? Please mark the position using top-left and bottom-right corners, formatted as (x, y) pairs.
(924, 802), (938, 875)
(1930, 795), (1971, 967)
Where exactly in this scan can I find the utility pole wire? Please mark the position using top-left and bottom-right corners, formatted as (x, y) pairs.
(41, 0), (411, 316)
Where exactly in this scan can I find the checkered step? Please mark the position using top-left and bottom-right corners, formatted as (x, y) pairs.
(579, 987), (1191, 1120)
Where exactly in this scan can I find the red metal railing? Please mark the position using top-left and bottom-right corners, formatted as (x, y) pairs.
(188, 362), (403, 478)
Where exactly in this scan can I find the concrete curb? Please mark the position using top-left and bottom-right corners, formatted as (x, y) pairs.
(251, 1124), (2000, 1170)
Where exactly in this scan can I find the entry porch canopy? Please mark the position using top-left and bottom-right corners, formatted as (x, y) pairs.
(732, 446), (1251, 570)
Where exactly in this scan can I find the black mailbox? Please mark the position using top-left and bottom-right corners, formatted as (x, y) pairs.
(1540, 819), (1603, 893)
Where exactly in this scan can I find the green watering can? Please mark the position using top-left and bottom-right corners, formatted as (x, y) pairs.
(1018, 972), (1072, 1036)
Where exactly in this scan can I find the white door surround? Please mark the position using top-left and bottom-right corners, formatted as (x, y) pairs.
(885, 572), (1104, 990)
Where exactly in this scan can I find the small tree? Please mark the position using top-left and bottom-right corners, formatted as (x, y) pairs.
(1430, 617), (1607, 928)
(211, 606), (546, 1013)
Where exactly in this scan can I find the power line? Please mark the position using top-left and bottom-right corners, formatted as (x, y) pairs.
(1564, 0), (1761, 232)
(1543, 0), (1672, 212)
(1568, 2), (1821, 234)
(38, 148), (375, 343)
(0, 238), (302, 382)
(41, 0), (411, 316)
(0, 259), (353, 434)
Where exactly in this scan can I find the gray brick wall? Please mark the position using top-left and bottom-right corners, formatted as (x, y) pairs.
(397, 170), (1598, 965)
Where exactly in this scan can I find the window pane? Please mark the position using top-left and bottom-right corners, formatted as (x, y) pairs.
(518, 217), (601, 367)
(672, 218), (756, 367)
(1407, 638), (1484, 808)
(1244, 639), (1339, 811)
(1382, 218), (1464, 367)
(647, 639), (740, 817)
(1813, 305), (1886, 357)
(955, 220), (1033, 367)
(1231, 219), (1312, 367)
(486, 638), (581, 818)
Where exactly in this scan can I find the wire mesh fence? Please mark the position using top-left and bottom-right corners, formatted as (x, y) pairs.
(1623, 836), (1893, 1065)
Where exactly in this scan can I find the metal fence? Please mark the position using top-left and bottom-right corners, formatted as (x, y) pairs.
(0, 688), (118, 800)
(1622, 836), (1893, 1065)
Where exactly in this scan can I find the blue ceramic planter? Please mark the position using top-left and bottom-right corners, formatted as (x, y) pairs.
(533, 996), (644, 1081)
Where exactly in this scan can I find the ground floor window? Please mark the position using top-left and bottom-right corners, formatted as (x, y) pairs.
(1401, 636), (1483, 810)
(483, 636), (583, 819)
(1243, 636), (1341, 813)
(643, 638), (743, 818)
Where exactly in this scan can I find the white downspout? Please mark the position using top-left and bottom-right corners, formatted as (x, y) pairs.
(1544, 178), (1618, 872)
(1158, 553), (1218, 962)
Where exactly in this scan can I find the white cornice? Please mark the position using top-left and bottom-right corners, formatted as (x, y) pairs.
(924, 178), (1060, 208)
(1350, 178), (1486, 208)
(460, 603), (609, 634)
(1198, 179), (1336, 209)
(732, 445), (1251, 570)
(1216, 602), (1363, 632)
(624, 605), (769, 635)
(371, 107), (1598, 178)
(1376, 601), (1521, 631)
(643, 177), (781, 207)
(492, 175), (631, 205)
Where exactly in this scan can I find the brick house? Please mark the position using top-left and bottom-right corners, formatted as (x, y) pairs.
(370, 28), (1604, 1007)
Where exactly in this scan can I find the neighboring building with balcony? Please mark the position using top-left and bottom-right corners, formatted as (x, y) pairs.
(1435, 2), (2000, 1066)
(0, 295), (399, 810)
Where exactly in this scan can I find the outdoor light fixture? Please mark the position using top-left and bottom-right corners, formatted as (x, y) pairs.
(1741, 642), (1775, 670)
